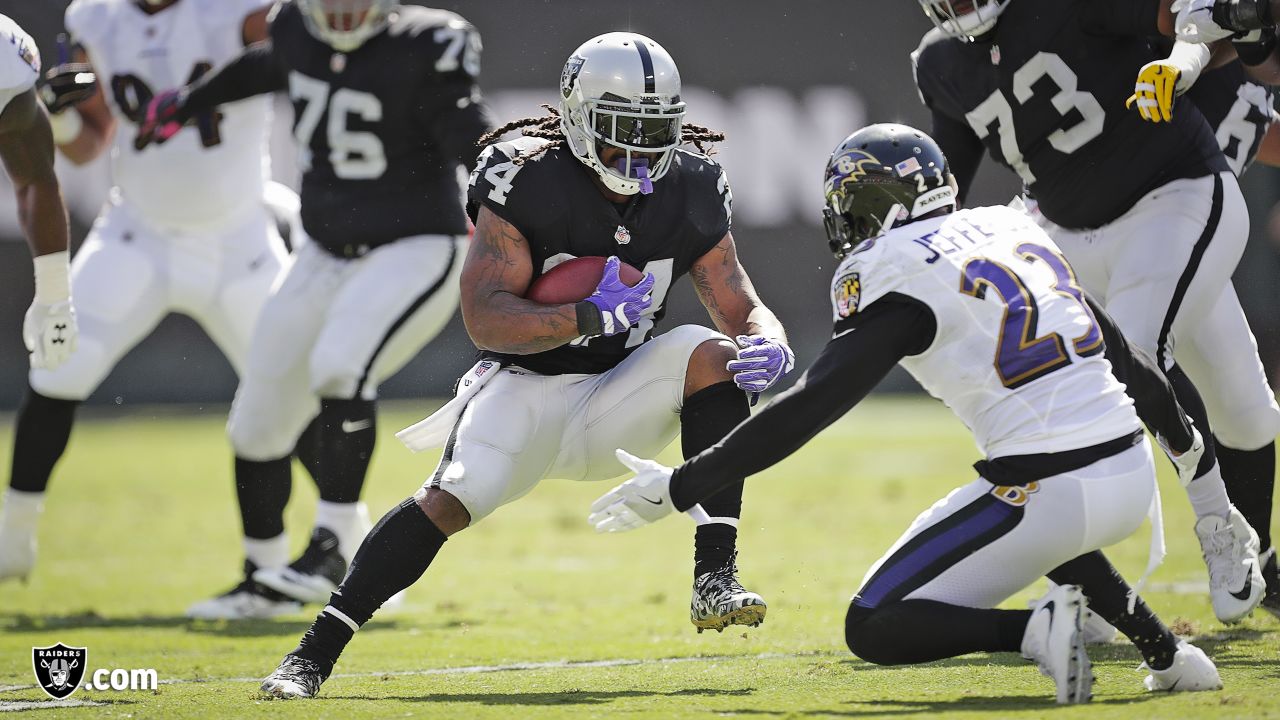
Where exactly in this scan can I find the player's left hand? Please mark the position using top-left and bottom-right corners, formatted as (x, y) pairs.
(134, 89), (188, 150)
(727, 335), (794, 405)
(23, 300), (77, 370)
(1127, 62), (1182, 123)
(588, 449), (675, 533)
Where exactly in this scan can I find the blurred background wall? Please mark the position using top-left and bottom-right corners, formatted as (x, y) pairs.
(0, 0), (1275, 408)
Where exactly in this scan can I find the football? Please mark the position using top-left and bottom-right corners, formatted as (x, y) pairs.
(525, 256), (645, 304)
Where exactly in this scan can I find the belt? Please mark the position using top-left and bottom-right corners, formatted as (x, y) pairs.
(973, 429), (1144, 486)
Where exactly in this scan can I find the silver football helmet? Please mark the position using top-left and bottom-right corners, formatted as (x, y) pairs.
(297, 0), (395, 52)
(919, 0), (1010, 41)
(559, 32), (685, 196)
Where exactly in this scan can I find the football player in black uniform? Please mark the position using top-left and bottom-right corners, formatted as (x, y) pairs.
(912, 0), (1273, 624)
(257, 32), (793, 699)
(134, 0), (492, 618)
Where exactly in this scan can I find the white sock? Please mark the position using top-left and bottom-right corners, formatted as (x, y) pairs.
(1185, 461), (1232, 521)
(1, 489), (46, 534)
(315, 500), (366, 561)
(243, 533), (289, 570)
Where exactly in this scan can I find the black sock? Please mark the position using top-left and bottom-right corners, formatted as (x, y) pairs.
(292, 497), (447, 673)
(1164, 365), (1218, 476)
(314, 398), (376, 504)
(845, 599), (1030, 665)
(293, 415), (322, 484)
(235, 456), (292, 540)
(1216, 440), (1275, 550)
(1048, 551), (1177, 670)
(10, 387), (78, 493)
(682, 381), (749, 576)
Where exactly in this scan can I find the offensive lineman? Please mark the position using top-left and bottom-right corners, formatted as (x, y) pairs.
(911, 0), (1272, 623)
(590, 124), (1222, 704)
(0, 0), (289, 588)
(256, 32), (794, 698)
(136, 0), (491, 616)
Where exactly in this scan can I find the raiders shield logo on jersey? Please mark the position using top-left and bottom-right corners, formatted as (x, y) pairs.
(834, 271), (861, 318)
(32, 643), (87, 699)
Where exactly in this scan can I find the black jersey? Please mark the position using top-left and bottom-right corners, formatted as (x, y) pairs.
(467, 137), (732, 376)
(268, 2), (490, 254)
(912, 1), (1227, 230)
(1187, 60), (1275, 177)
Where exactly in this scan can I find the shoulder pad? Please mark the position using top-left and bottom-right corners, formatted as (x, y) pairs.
(673, 149), (733, 238)
(829, 238), (905, 323)
(393, 6), (481, 81)
(64, 0), (114, 49)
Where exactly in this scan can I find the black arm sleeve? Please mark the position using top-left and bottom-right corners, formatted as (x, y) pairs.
(669, 298), (934, 511)
(182, 42), (288, 118)
(424, 83), (493, 173)
(930, 107), (985, 205)
(1235, 28), (1278, 65)
(1079, 0), (1163, 36)
(1089, 294), (1194, 451)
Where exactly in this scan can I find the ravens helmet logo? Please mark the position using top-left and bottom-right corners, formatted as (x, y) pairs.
(826, 149), (884, 194)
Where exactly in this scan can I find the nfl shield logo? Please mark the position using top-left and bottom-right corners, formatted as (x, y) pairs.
(614, 225), (631, 245)
(32, 643), (87, 699)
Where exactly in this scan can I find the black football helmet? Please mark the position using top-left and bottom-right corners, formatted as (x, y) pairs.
(822, 123), (957, 258)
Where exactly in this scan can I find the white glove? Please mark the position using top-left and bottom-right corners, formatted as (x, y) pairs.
(24, 300), (77, 370)
(1173, 0), (1237, 43)
(588, 449), (676, 533)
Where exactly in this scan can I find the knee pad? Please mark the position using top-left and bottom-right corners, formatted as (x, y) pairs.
(309, 342), (364, 400)
(844, 602), (889, 665)
(28, 338), (108, 401)
(1212, 402), (1280, 452)
(228, 403), (299, 461)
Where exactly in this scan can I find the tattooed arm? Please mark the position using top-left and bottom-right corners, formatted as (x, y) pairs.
(460, 206), (582, 354)
(689, 232), (786, 341)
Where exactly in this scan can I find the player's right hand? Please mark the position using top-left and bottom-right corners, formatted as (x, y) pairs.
(23, 300), (77, 371)
(134, 89), (188, 150)
(581, 256), (655, 337)
(588, 450), (675, 533)
(1127, 62), (1181, 123)
(38, 63), (97, 115)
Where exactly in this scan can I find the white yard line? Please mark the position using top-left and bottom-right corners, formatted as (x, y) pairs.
(0, 651), (833, 694)
(0, 699), (105, 712)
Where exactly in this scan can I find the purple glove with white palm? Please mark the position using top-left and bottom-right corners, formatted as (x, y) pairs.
(576, 256), (656, 337)
(727, 334), (795, 405)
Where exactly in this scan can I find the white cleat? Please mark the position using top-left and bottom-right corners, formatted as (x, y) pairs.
(1022, 583), (1092, 704)
(1033, 584), (1117, 645)
(0, 522), (35, 584)
(1195, 506), (1265, 624)
(260, 655), (326, 699)
(1143, 640), (1222, 692)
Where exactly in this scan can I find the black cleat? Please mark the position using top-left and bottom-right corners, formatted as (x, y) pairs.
(690, 552), (767, 633)
(186, 561), (301, 620)
(254, 528), (347, 604)
(260, 654), (329, 699)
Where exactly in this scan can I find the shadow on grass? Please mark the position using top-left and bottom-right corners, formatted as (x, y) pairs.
(721, 693), (1159, 717)
(339, 687), (754, 706)
(0, 611), (400, 638)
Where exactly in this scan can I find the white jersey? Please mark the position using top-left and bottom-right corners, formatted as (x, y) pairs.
(829, 205), (1140, 459)
(66, 0), (271, 233)
(0, 14), (40, 116)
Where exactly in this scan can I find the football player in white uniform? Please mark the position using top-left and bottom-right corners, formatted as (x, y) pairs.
(0, 0), (292, 596)
(0, 14), (81, 577)
(590, 124), (1223, 704)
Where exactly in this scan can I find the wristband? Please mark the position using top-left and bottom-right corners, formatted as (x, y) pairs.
(33, 250), (71, 305)
(575, 300), (603, 337)
(48, 110), (82, 145)
(1168, 41), (1210, 92)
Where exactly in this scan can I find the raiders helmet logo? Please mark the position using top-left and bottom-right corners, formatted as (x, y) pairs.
(560, 55), (586, 99)
(834, 271), (861, 318)
(32, 643), (87, 700)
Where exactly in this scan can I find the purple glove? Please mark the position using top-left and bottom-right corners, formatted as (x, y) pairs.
(577, 256), (655, 337)
(727, 335), (795, 405)
(134, 89), (188, 150)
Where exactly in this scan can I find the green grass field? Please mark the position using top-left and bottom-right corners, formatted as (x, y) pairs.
(0, 397), (1277, 718)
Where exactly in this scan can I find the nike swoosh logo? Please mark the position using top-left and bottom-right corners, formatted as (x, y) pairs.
(341, 419), (372, 433)
(638, 495), (664, 506)
(1229, 559), (1260, 601)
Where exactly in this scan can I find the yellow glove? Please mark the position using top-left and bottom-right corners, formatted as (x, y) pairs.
(1126, 62), (1181, 123)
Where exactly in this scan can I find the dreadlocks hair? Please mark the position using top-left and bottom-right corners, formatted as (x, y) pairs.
(476, 105), (726, 165)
